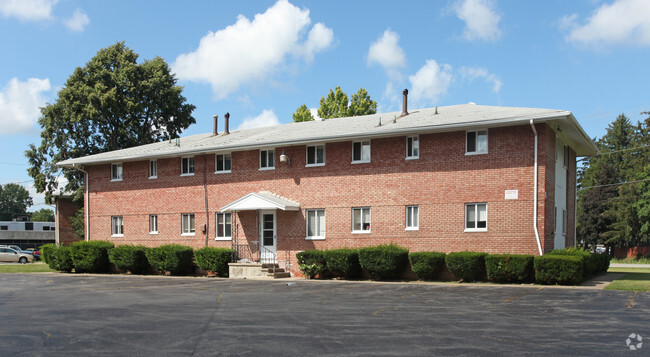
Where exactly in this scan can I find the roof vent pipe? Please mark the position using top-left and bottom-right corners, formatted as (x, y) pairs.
(401, 89), (409, 117)
(224, 112), (230, 135)
(213, 115), (218, 135)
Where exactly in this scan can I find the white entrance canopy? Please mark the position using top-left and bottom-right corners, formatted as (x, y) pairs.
(220, 191), (300, 212)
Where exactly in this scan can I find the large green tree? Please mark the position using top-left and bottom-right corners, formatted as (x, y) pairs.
(26, 42), (196, 203)
(30, 208), (55, 222)
(0, 183), (33, 221)
(316, 86), (377, 119)
(292, 104), (314, 122)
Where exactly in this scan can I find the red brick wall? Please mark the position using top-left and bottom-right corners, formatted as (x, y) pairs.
(55, 196), (82, 246)
(84, 123), (574, 275)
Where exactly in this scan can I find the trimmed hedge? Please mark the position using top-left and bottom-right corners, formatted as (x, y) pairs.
(358, 244), (409, 280)
(548, 247), (601, 277)
(40, 243), (57, 264)
(324, 248), (361, 279)
(145, 244), (194, 275)
(485, 254), (534, 283)
(409, 252), (446, 281)
(296, 250), (327, 279)
(534, 255), (583, 285)
(48, 246), (74, 273)
(194, 247), (234, 277)
(594, 253), (610, 273)
(109, 245), (149, 274)
(445, 252), (487, 282)
(70, 241), (115, 274)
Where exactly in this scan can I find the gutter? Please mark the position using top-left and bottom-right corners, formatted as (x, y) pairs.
(529, 120), (543, 256)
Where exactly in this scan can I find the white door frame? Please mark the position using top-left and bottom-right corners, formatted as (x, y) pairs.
(259, 210), (277, 263)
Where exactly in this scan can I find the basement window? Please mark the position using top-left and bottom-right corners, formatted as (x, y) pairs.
(466, 130), (488, 155)
(465, 203), (487, 232)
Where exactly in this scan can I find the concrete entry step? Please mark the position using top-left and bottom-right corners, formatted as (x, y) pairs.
(229, 262), (292, 279)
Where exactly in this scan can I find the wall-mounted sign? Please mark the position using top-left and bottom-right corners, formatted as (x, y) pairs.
(505, 190), (518, 200)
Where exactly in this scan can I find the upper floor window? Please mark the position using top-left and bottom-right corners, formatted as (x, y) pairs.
(111, 163), (123, 181)
(352, 207), (371, 233)
(111, 216), (124, 236)
(406, 136), (419, 159)
(181, 213), (195, 235)
(466, 130), (488, 155)
(306, 145), (325, 167)
(306, 209), (325, 239)
(465, 203), (487, 232)
(181, 157), (195, 176)
(216, 212), (232, 240)
(149, 160), (157, 179)
(215, 153), (232, 173)
(352, 141), (370, 163)
(260, 149), (275, 170)
(406, 205), (419, 230)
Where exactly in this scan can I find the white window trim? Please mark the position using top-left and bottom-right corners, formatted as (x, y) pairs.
(464, 203), (488, 232)
(149, 160), (157, 179)
(181, 156), (195, 176)
(351, 140), (371, 164)
(111, 163), (123, 182)
(406, 205), (419, 231)
(352, 207), (371, 234)
(465, 130), (488, 156)
(215, 212), (232, 241)
(215, 153), (232, 174)
(305, 144), (326, 167)
(181, 213), (195, 236)
(149, 214), (158, 235)
(111, 216), (124, 237)
(259, 149), (275, 171)
(406, 136), (419, 160)
(305, 209), (326, 240)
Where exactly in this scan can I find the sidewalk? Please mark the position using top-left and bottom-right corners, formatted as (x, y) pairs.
(609, 263), (650, 268)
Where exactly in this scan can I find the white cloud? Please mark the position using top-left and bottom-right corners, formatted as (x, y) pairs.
(173, 0), (333, 100)
(453, 0), (502, 42)
(408, 60), (453, 107)
(367, 29), (406, 70)
(459, 66), (502, 92)
(309, 107), (322, 121)
(0, 0), (57, 21)
(63, 8), (89, 32)
(237, 109), (280, 130)
(0, 77), (51, 134)
(562, 0), (650, 47)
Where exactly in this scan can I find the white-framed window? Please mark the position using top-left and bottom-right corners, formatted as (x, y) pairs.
(352, 207), (371, 233)
(466, 130), (488, 155)
(149, 214), (158, 234)
(149, 160), (157, 179)
(259, 149), (275, 170)
(111, 163), (123, 181)
(216, 212), (232, 240)
(181, 213), (195, 235)
(352, 140), (370, 163)
(306, 209), (325, 239)
(181, 157), (195, 176)
(111, 216), (123, 236)
(306, 145), (325, 167)
(406, 136), (419, 159)
(406, 205), (419, 230)
(465, 203), (487, 232)
(215, 153), (232, 173)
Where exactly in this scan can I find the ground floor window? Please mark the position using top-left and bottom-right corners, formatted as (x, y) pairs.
(216, 212), (232, 240)
(111, 216), (123, 236)
(465, 203), (487, 231)
(181, 213), (195, 235)
(406, 205), (419, 230)
(306, 209), (325, 239)
(352, 207), (371, 233)
(149, 215), (158, 234)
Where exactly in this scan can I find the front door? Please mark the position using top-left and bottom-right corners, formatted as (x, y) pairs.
(260, 211), (276, 263)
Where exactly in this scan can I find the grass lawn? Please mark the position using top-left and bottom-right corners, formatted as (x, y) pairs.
(605, 267), (650, 292)
(0, 262), (55, 273)
(610, 257), (650, 264)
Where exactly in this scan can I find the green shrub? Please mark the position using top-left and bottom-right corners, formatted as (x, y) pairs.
(324, 248), (361, 279)
(40, 243), (57, 264)
(594, 253), (610, 273)
(548, 247), (598, 277)
(485, 254), (534, 283)
(194, 247), (234, 277)
(145, 244), (194, 275)
(534, 255), (583, 285)
(296, 250), (327, 279)
(358, 244), (409, 280)
(445, 252), (487, 282)
(109, 245), (149, 274)
(50, 246), (74, 273)
(70, 241), (115, 274)
(408, 252), (446, 281)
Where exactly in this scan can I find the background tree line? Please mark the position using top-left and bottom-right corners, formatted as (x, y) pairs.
(577, 112), (650, 249)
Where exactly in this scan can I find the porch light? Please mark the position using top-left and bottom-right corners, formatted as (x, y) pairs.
(280, 150), (290, 165)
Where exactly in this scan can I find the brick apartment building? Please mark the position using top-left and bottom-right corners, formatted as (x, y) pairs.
(58, 95), (596, 275)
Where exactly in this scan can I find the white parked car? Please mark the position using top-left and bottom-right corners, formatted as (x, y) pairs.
(0, 247), (34, 264)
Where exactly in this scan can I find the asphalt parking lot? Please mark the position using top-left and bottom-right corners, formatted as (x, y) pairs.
(0, 274), (647, 356)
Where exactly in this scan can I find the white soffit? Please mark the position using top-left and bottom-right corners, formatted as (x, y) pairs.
(220, 191), (300, 212)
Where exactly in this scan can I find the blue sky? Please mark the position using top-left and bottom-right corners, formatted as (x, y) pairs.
(1, 0), (649, 211)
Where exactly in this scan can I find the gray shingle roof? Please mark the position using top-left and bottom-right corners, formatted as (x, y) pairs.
(58, 103), (596, 167)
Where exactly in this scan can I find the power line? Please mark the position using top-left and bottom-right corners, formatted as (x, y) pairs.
(0, 161), (27, 166)
(579, 178), (650, 190)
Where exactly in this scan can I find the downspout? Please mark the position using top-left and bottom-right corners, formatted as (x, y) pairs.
(530, 120), (543, 256)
